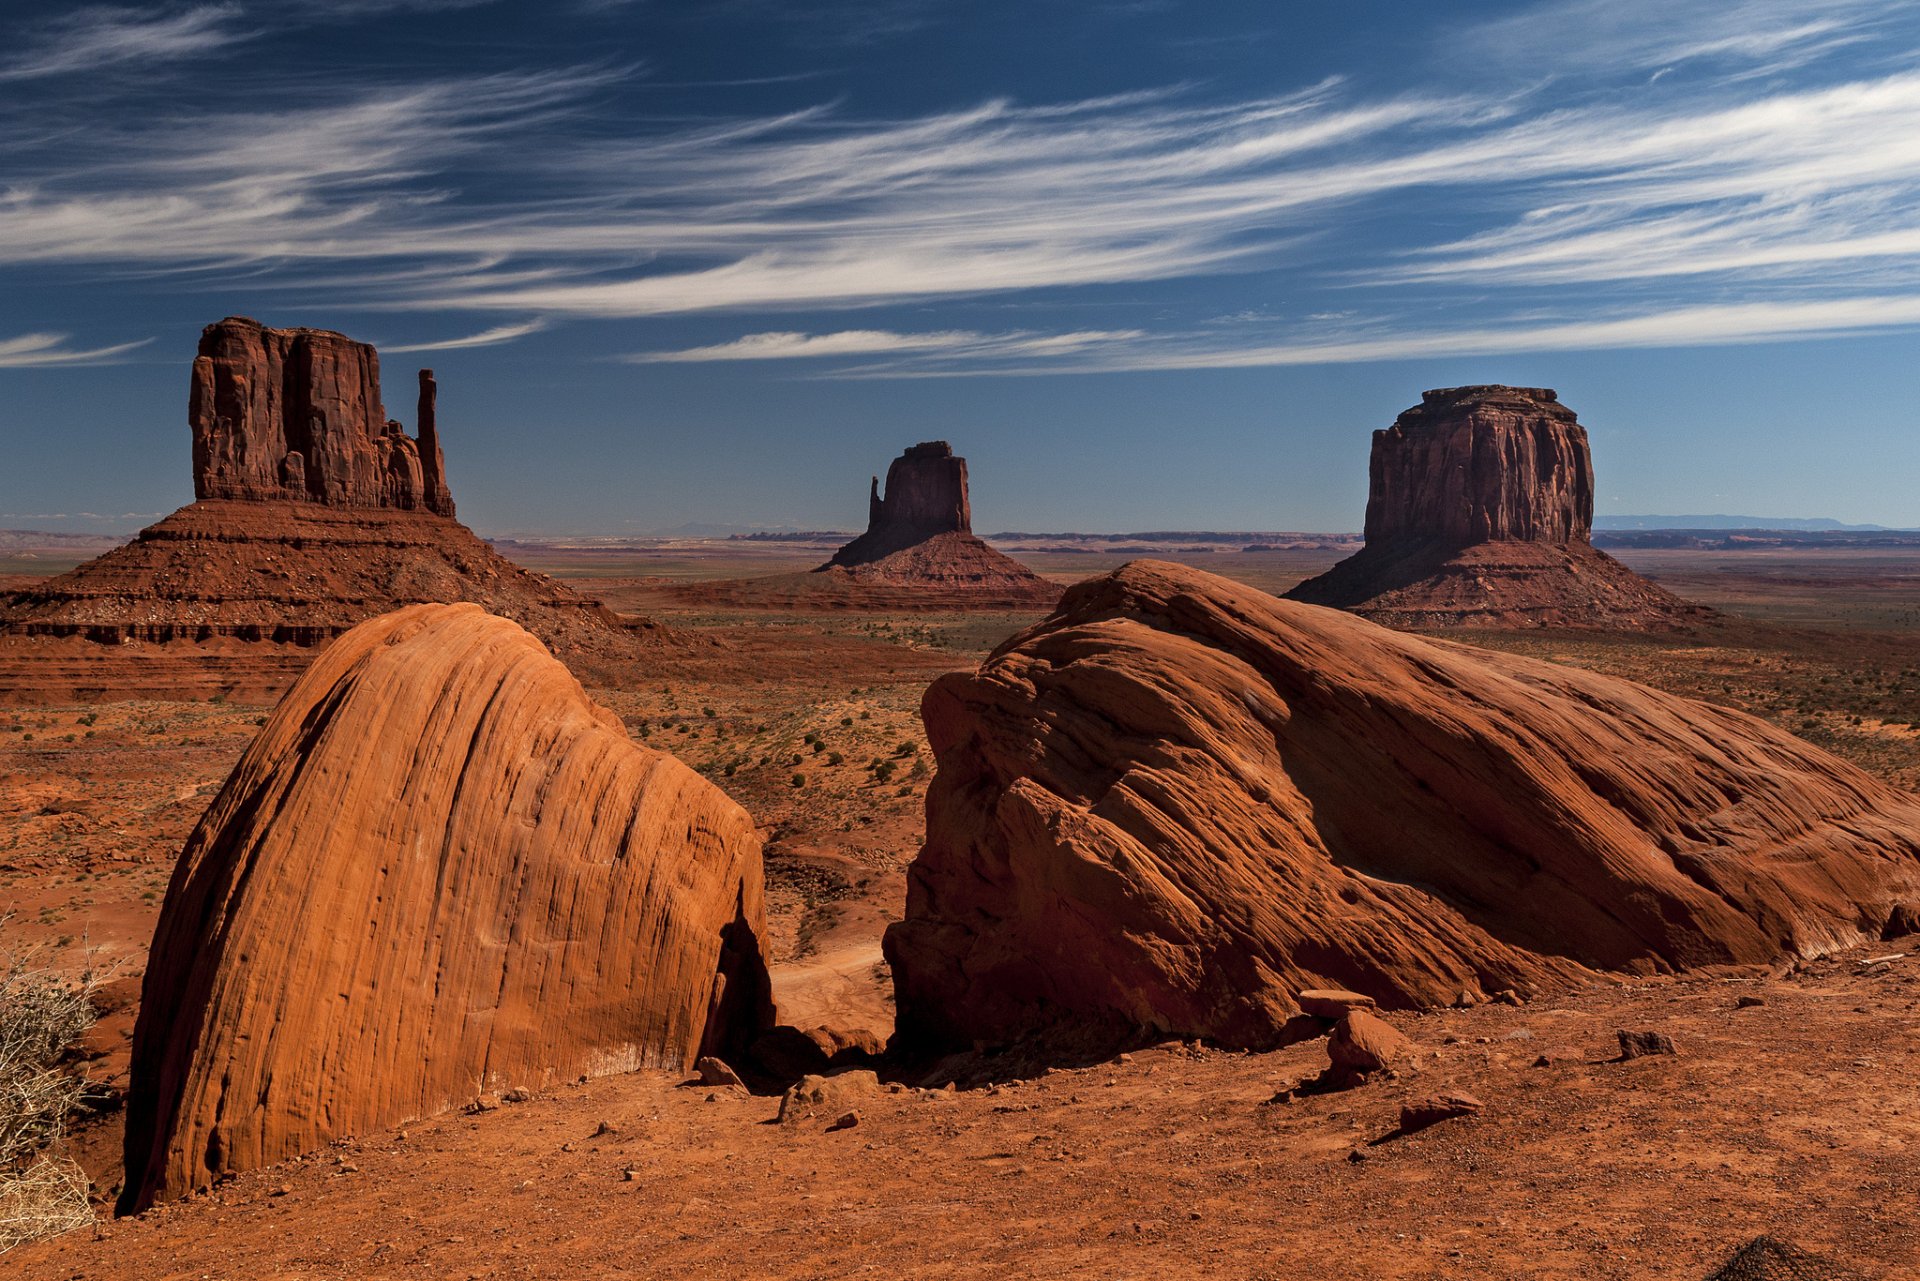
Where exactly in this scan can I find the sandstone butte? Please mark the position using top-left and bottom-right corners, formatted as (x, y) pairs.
(885, 560), (1920, 1054)
(660, 440), (1063, 612)
(119, 604), (771, 1211)
(813, 442), (1061, 606)
(1286, 385), (1708, 628)
(0, 317), (654, 664)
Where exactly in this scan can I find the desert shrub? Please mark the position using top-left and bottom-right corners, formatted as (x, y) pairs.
(0, 929), (98, 1253)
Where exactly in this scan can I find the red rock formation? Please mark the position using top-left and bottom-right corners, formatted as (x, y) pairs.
(120, 605), (771, 1211)
(811, 442), (1058, 607)
(0, 501), (645, 653)
(885, 560), (1920, 1053)
(2, 319), (660, 670)
(830, 441), (971, 565)
(1287, 386), (1703, 627)
(190, 317), (454, 516)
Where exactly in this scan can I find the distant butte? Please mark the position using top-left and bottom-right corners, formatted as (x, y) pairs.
(659, 440), (1061, 611)
(1286, 385), (1709, 628)
(0, 318), (663, 697)
(810, 442), (1060, 605)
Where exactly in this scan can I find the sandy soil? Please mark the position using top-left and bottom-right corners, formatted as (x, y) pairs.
(13, 940), (1917, 1279)
(5, 541), (1920, 1278)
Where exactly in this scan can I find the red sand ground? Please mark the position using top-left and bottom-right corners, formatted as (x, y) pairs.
(3, 540), (1919, 1278)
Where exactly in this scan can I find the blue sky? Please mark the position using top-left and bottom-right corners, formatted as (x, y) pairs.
(2, 0), (1919, 534)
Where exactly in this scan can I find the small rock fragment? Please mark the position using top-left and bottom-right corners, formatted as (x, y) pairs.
(1735, 995), (1765, 1009)
(695, 1056), (745, 1088)
(501, 1087), (532, 1104)
(1399, 1092), (1484, 1132)
(1297, 989), (1376, 1020)
(1616, 1029), (1677, 1060)
(826, 1111), (861, 1132)
(1326, 1010), (1411, 1081)
(777, 1070), (880, 1124)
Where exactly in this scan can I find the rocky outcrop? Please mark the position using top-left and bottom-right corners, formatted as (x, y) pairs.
(830, 441), (970, 565)
(120, 605), (771, 1210)
(1287, 386), (1703, 627)
(1, 319), (658, 668)
(810, 443), (1058, 607)
(1363, 385), (1590, 546)
(885, 560), (1920, 1054)
(190, 317), (454, 516)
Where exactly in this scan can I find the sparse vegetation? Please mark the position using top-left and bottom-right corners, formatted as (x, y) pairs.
(0, 926), (98, 1253)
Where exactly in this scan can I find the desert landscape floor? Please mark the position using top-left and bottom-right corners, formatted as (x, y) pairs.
(4, 538), (1920, 1278)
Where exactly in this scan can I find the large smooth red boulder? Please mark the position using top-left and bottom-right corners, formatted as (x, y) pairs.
(120, 604), (770, 1210)
(885, 560), (1920, 1053)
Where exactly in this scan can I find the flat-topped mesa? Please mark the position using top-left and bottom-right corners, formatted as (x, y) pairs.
(1365, 386), (1591, 548)
(189, 317), (454, 517)
(831, 441), (971, 565)
(1287, 385), (1705, 628)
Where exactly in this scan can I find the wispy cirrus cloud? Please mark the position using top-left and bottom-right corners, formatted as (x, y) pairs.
(0, 332), (153, 368)
(0, 5), (250, 82)
(382, 318), (548, 352)
(3, 1), (1920, 373)
(1460, 0), (1901, 79)
(631, 327), (1143, 362)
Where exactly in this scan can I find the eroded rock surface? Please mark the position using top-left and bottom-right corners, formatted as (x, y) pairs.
(2, 319), (654, 660)
(192, 317), (454, 515)
(120, 605), (771, 1210)
(1288, 386), (1703, 627)
(886, 560), (1920, 1053)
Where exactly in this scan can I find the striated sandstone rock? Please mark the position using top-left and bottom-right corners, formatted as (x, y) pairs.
(885, 560), (1920, 1054)
(1287, 386), (1703, 627)
(120, 605), (771, 1210)
(191, 317), (454, 516)
(1364, 385), (1590, 546)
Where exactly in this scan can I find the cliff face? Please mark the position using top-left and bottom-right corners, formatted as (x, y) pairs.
(189, 317), (454, 516)
(1287, 385), (1703, 628)
(120, 605), (770, 1210)
(885, 561), (1920, 1055)
(830, 442), (972, 566)
(1363, 386), (1592, 547)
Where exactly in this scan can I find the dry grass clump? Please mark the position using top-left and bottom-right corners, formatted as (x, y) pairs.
(0, 925), (97, 1253)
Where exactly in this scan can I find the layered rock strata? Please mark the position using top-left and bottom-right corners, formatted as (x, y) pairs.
(1287, 386), (1703, 627)
(886, 560), (1920, 1053)
(120, 605), (771, 1210)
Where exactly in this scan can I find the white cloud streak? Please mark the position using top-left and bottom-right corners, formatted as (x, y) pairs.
(0, 5), (249, 82)
(1460, 0), (1898, 79)
(382, 318), (548, 351)
(2, 1), (1919, 371)
(632, 327), (1143, 362)
(0, 332), (154, 367)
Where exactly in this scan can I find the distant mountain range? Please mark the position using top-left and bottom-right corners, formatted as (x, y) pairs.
(1594, 515), (1900, 531)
